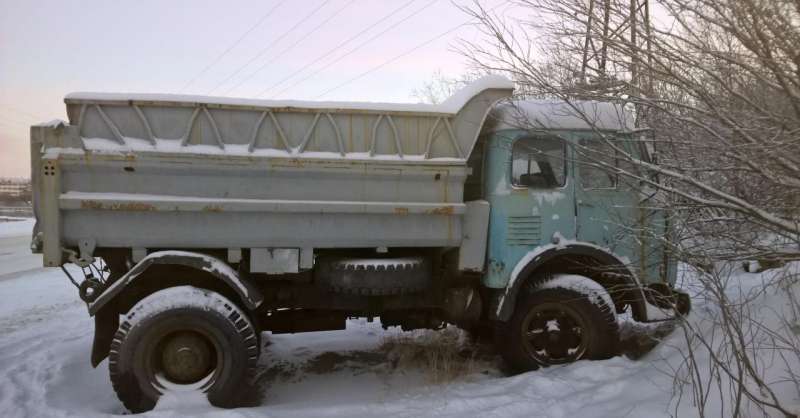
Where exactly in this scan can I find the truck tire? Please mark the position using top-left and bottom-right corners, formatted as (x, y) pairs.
(499, 278), (619, 372)
(325, 257), (430, 295)
(109, 286), (259, 413)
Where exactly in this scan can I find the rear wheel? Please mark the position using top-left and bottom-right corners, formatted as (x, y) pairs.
(109, 286), (259, 413)
(500, 276), (619, 372)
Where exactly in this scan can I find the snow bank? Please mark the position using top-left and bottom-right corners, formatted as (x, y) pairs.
(0, 218), (34, 239)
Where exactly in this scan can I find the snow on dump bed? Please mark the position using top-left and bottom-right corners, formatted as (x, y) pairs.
(65, 75), (514, 114)
(44, 139), (464, 162)
(32, 119), (68, 128)
(54, 76), (513, 162)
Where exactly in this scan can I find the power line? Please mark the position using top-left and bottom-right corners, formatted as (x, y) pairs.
(316, 1), (509, 99)
(206, 0), (332, 95)
(221, 0), (357, 96)
(178, 0), (287, 93)
(316, 24), (467, 98)
(255, 0), (421, 97)
(255, 0), (416, 98)
(266, 0), (435, 99)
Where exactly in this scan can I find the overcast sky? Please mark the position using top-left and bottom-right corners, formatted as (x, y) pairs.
(0, 0), (507, 178)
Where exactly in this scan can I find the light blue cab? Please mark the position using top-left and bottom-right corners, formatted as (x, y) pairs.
(470, 102), (679, 324)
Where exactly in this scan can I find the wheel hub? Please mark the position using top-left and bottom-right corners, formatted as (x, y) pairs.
(160, 331), (214, 384)
(523, 304), (588, 364)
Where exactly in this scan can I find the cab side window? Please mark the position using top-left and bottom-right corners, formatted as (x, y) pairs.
(511, 136), (566, 188)
(579, 139), (617, 189)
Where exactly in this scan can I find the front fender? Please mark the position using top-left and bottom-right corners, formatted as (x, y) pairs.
(88, 250), (263, 316)
(492, 243), (648, 322)
(88, 250), (263, 367)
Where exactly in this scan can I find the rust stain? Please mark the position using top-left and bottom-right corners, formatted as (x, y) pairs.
(393, 207), (409, 215)
(273, 158), (305, 169)
(203, 204), (224, 212)
(81, 200), (156, 211)
(80, 200), (103, 210)
(427, 206), (455, 215)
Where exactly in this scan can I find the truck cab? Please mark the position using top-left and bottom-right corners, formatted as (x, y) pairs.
(476, 103), (677, 313)
(30, 78), (686, 412)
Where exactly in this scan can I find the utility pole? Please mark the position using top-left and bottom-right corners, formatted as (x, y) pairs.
(579, 0), (651, 126)
(578, 0), (651, 92)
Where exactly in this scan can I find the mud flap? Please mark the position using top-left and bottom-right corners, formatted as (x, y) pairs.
(674, 289), (691, 316)
(641, 283), (691, 321)
(91, 305), (118, 367)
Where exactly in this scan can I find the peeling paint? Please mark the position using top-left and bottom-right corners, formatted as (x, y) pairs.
(80, 200), (156, 211)
(427, 206), (455, 215)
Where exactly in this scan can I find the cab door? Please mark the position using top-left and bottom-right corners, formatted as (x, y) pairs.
(574, 136), (636, 257)
(484, 133), (576, 288)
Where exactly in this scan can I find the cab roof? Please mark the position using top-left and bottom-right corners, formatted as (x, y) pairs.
(488, 100), (635, 133)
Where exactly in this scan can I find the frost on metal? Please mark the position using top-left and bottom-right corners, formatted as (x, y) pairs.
(123, 286), (238, 327)
(60, 76), (514, 162)
(88, 251), (262, 315)
(539, 274), (615, 310)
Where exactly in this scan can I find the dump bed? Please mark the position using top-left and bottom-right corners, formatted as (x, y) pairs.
(31, 77), (513, 268)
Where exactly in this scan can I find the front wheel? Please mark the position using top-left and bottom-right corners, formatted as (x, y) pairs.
(109, 286), (259, 413)
(499, 276), (619, 372)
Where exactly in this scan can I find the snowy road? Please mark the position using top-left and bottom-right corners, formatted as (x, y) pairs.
(0, 218), (796, 417)
(0, 218), (41, 278)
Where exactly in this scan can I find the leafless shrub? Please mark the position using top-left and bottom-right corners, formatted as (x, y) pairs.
(458, 0), (800, 255)
(411, 69), (488, 104)
(379, 327), (495, 384)
(456, 0), (800, 416)
(657, 262), (800, 417)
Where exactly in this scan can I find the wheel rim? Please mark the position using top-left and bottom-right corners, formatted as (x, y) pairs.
(520, 302), (590, 365)
(153, 329), (218, 385)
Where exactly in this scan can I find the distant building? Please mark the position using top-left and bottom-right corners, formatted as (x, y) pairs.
(0, 180), (31, 199)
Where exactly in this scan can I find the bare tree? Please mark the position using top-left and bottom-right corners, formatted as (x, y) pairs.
(458, 0), (800, 416)
(459, 0), (800, 259)
(412, 69), (488, 104)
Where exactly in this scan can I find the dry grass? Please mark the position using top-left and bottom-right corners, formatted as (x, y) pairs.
(379, 327), (497, 384)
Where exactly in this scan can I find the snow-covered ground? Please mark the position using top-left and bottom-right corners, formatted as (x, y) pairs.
(0, 217), (797, 418)
(0, 218), (40, 277)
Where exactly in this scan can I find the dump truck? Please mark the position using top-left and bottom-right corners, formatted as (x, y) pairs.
(30, 76), (688, 412)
